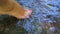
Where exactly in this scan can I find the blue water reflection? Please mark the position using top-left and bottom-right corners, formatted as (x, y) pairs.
(16, 0), (60, 34)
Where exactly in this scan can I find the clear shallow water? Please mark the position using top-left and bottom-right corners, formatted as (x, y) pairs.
(16, 0), (60, 34)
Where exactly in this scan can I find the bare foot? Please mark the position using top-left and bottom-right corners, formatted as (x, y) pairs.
(24, 9), (32, 18)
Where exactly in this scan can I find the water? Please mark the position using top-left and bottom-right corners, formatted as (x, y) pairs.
(16, 0), (60, 34)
